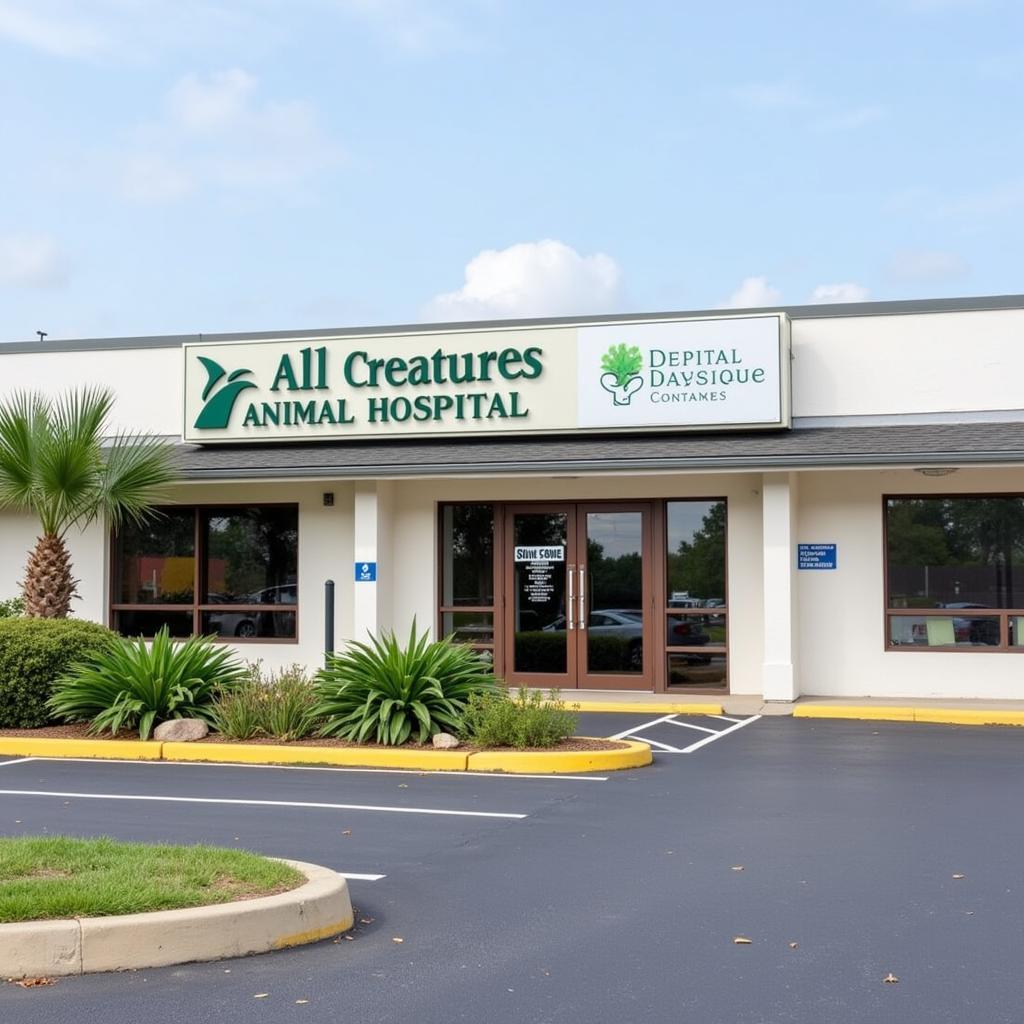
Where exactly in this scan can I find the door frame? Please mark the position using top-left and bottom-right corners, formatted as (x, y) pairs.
(500, 501), (655, 691)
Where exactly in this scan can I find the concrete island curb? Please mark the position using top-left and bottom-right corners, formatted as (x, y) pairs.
(0, 736), (653, 774)
(1, 858), (353, 980)
(569, 701), (724, 715)
(794, 705), (1024, 727)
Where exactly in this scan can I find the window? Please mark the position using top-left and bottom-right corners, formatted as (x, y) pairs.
(885, 495), (1024, 650)
(664, 500), (727, 689)
(112, 505), (298, 641)
(438, 504), (495, 659)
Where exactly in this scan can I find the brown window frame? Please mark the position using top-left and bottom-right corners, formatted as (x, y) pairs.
(109, 503), (299, 644)
(884, 492), (1024, 653)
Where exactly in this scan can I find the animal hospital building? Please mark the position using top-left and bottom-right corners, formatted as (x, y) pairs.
(2, 293), (1024, 703)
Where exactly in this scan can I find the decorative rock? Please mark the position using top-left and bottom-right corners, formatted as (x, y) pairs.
(431, 732), (460, 750)
(153, 719), (209, 742)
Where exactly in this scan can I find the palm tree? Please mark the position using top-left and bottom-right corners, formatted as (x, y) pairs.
(0, 387), (178, 618)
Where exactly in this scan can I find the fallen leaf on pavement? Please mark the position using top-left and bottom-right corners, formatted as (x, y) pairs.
(254, 993), (269, 998)
(731, 865), (744, 871)
(398, 784), (408, 789)
(788, 942), (799, 949)
(342, 830), (352, 835)
(952, 873), (965, 879)
(14, 977), (55, 988)
(883, 973), (899, 984)
(359, 917), (374, 924)
(733, 937), (752, 945)
(392, 937), (404, 944)
(296, 999), (309, 1004)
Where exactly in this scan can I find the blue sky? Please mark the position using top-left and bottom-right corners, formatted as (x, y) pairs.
(0, 0), (1021, 341)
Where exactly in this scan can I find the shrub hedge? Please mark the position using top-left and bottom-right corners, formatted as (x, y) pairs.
(0, 618), (117, 728)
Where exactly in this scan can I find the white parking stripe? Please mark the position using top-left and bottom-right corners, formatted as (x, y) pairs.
(664, 720), (719, 734)
(708, 714), (743, 724)
(5, 757), (607, 783)
(608, 714), (679, 740)
(0, 789), (527, 820)
(679, 715), (762, 753)
(638, 736), (682, 752)
(337, 872), (386, 881)
(0, 758), (36, 767)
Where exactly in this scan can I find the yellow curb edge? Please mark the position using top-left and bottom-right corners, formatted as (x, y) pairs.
(466, 738), (652, 774)
(0, 737), (164, 760)
(160, 740), (470, 771)
(568, 701), (724, 715)
(794, 705), (1024, 726)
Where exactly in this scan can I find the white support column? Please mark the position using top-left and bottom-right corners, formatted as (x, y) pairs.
(761, 472), (800, 702)
(352, 481), (393, 643)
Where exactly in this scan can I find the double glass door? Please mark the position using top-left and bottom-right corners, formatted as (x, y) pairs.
(503, 503), (652, 690)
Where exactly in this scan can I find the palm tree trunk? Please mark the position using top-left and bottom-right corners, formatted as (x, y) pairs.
(23, 533), (79, 618)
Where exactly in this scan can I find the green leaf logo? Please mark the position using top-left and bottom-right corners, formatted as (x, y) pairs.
(194, 357), (257, 430)
(599, 344), (643, 406)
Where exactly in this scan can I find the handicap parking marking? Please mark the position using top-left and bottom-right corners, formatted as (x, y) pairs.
(608, 712), (761, 752)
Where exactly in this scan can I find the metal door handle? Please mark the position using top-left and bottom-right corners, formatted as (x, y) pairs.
(578, 567), (586, 629)
(567, 564), (575, 630)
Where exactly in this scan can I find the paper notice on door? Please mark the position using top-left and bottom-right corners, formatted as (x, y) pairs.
(514, 546), (565, 562)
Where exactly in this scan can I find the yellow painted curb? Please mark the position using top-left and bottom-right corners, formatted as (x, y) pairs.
(568, 701), (724, 715)
(912, 709), (1024, 727)
(466, 738), (652, 774)
(0, 737), (164, 760)
(161, 741), (469, 771)
(794, 705), (1024, 726)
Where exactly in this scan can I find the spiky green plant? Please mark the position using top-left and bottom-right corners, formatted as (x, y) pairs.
(47, 627), (247, 740)
(0, 387), (178, 618)
(600, 343), (643, 385)
(314, 622), (500, 745)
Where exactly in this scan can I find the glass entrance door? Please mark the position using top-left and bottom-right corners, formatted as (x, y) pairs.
(503, 504), (652, 690)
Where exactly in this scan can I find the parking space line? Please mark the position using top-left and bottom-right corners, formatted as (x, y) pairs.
(708, 714), (743, 724)
(0, 757), (36, 767)
(608, 714), (679, 740)
(5, 757), (608, 783)
(678, 715), (762, 753)
(337, 872), (386, 881)
(0, 789), (528, 820)
(664, 720), (719, 734)
(638, 736), (682, 752)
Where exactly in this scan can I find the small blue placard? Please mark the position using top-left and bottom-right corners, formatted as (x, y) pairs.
(355, 561), (377, 582)
(798, 544), (837, 570)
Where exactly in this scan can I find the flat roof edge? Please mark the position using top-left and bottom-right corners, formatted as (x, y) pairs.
(4, 293), (1024, 353)
(175, 448), (1024, 481)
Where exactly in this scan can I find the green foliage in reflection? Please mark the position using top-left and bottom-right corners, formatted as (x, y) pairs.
(667, 501), (726, 601)
(314, 623), (499, 745)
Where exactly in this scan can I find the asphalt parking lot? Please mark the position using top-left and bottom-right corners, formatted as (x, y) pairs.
(2, 716), (1022, 1024)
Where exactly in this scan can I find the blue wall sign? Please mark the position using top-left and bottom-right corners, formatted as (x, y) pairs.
(798, 544), (837, 570)
(355, 561), (377, 582)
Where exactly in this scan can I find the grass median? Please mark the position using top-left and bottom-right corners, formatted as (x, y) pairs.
(0, 836), (303, 924)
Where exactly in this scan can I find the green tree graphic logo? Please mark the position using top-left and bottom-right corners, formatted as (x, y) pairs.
(193, 356), (257, 430)
(599, 343), (644, 406)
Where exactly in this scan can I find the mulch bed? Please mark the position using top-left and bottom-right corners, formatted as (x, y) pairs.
(0, 723), (624, 753)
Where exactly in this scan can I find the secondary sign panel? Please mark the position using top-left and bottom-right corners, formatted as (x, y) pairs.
(183, 314), (790, 444)
(798, 544), (837, 570)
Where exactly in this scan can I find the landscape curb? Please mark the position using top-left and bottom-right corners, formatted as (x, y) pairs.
(0, 736), (652, 774)
(793, 705), (1024, 727)
(1, 858), (353, 980)
(569, 701), (724, 715)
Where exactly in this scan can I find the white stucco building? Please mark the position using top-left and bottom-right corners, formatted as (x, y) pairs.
(2, 293), (1023, 701)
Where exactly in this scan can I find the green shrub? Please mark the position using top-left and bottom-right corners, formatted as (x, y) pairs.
(0, 596), (24, 619)
(210, 663), (319, 742)
(47, 627), (247, 740)
(459, 687), (577, 749)
(315, 622), (499, 745)
(0, 618), (116, 728)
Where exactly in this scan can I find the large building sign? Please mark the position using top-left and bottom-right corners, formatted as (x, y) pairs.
(182, 314), (790, 444)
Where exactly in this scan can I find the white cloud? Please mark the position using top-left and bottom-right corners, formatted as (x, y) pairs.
(334, 0), (484, 54)
(808, 282), (870, 303)
(0, 1), (105, 56)
(422, 240), (621, 321)
(886, 249), (969, 283)
(120, 69), (343, 202)
(722, 276), (782, 309)
(0, 233), (70, 288)
(732, 82), (812, 109)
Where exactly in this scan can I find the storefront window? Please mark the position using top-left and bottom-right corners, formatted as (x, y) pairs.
(886, 495), (1024, 649)
(439, 504), (495, 655)
(112, 505), (298, 641)
(665, 500), (727, 690)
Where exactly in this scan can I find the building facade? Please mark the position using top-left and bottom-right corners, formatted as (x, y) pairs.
(2, 294), (1023, 702)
